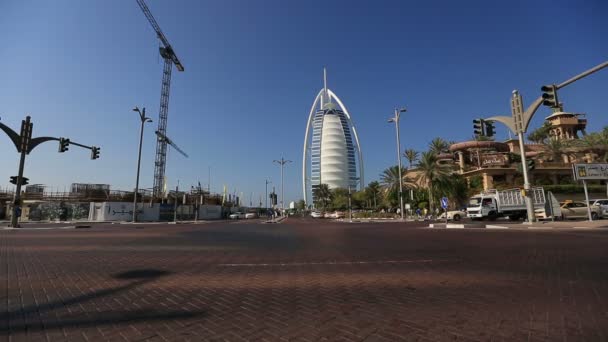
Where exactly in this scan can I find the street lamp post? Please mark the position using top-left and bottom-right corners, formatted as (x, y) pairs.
(265, 179), (272, 210)
(388, 107), (407, 220)
(273, 157), (292, 214)
(132, 106), (153, 223)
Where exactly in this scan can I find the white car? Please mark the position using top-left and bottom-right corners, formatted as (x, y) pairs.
(438, 210), (466, 221)
(245, 213), (258, 219)
(229, 212), (245, 219)
(311, 211), (324, 218)
(588, 199), (608, 218)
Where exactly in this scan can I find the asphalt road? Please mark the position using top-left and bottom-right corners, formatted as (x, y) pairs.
(1, 218), (607, 341)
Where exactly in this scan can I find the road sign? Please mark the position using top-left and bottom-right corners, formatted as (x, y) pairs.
(441, 197), (448, 209)
(572, 163), (608, 180)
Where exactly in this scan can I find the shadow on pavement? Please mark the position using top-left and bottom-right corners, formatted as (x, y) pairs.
(1, 268), (206, 334)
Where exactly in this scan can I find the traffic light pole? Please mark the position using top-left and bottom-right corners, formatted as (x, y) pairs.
(11, 132), (28, 228)
(0, 115), (100, 227)
(517, 131), (535, 223)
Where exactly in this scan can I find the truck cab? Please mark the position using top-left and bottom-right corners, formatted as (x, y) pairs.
(466, 194), (497, 219)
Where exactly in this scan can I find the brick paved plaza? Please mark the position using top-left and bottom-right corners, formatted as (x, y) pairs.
(1, 219), (607, 341)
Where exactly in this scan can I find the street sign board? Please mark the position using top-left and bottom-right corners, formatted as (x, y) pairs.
(572, 163), (608, 180)
(441, 197), (449, 209)
(405, 204), (411, 210)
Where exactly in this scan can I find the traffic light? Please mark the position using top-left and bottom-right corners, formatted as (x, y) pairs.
(9, 176), (29, 186)
(58, 138), (70, 153)
(473, 118), (485, 136)
(541, 85), (559, 108)
(485, 121), (495, 137)
(527, 159), (535, 171)
(91, 146), (100, 160)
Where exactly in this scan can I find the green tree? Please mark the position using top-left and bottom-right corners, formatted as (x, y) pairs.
(313, 184), (332, 209)
(296, 199), (306, 211)
(573, 129), (608, 162)
(428, 137), (449, 154)
(380, 165), (416, 208)
(527, 121), (552, 143)
(352, 190), (367, 209)
(540, 138), (572, 163)
(330, 188), (350, 210)
(365, 181), (381, 208)
(415, 151), (452, 212)
(403, 149), (419, 169)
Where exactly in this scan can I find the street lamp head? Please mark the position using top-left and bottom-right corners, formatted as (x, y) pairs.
(388, 118), (395, 123)
(145, 118), (153, 123)
(399, 107), (407, 113)
(132, 106), (140, 113)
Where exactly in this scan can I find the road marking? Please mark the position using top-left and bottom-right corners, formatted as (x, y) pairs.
(218, 259), (451, 267)
(485, 225), (509, 229)
(1, 226), (75, 230)
(446, 224), (465, 229)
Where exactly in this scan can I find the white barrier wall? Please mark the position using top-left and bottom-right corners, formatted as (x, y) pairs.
(198, 205), (222, 219)
(89, 202), (160, 221)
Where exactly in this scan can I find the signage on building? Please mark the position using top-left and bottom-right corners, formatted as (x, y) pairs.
(572, 163), (608, 180)
(480, 153), (509, 167)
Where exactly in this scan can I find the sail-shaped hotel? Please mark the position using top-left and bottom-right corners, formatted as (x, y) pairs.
(302, 69), (364, 205)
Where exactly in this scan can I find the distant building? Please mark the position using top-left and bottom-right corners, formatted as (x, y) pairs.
(448, 111), (593, 190)
(302, 69), (364, 205)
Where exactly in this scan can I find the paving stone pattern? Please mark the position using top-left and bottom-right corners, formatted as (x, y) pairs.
(1, 219), (607, 341)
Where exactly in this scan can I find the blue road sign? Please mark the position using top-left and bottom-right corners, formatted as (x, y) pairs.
(441, 197), (449, 209)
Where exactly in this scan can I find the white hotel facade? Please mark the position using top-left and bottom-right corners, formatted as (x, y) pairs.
(302, 69), (364, 205)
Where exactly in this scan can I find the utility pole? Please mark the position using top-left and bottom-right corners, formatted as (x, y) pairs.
(265, 180), (272, 210)
(132, 107), (152, 223)
(273, 157), (292, 213)
(388, 107), (406, 220)
(173, 181), (179, 223)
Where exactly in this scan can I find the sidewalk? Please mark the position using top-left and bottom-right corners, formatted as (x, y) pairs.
(429, 219), (608, 230)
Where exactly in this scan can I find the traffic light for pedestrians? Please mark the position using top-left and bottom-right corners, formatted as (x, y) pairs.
(527, 159), (535, 171)
(541, 85), (559, 108)
(473, 118), (485, 136)
(9, 176), (17, 185)
(91, 146), (100, 160)
(58, 138), (70, 153)
(485, 121), (495, 137)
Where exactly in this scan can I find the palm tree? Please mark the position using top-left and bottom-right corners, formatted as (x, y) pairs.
(539, 138), (572, 163)
(403, 149), (419, 169)
(313, 184), (332, 209)
(428, 137), (449, 154)
(380, 166), (416, 207)
(365, 181), (381, 208)
(573, 131), (608, 162)
(416, 151), (452, 212)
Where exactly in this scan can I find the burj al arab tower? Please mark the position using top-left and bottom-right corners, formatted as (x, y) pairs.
(302, 68), (364, 205)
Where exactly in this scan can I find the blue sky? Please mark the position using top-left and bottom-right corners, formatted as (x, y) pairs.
(1, 0), (607, 204)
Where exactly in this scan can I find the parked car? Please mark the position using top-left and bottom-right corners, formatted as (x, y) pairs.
(311, 211), (324, 218)
(334, 211), (345, 219)
(560, 201), (601, 220)
(229, 212), (245, 219)
(438, 210), (466, 221)
(588, 199), (608, 218)
(245, 213), (258, 219)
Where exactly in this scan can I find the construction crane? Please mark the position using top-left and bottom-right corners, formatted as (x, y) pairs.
(136, 0), (185, 198)
(155, 131), (188, 158)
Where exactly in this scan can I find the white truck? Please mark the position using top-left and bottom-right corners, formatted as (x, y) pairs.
(466, 187), (549, 221)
